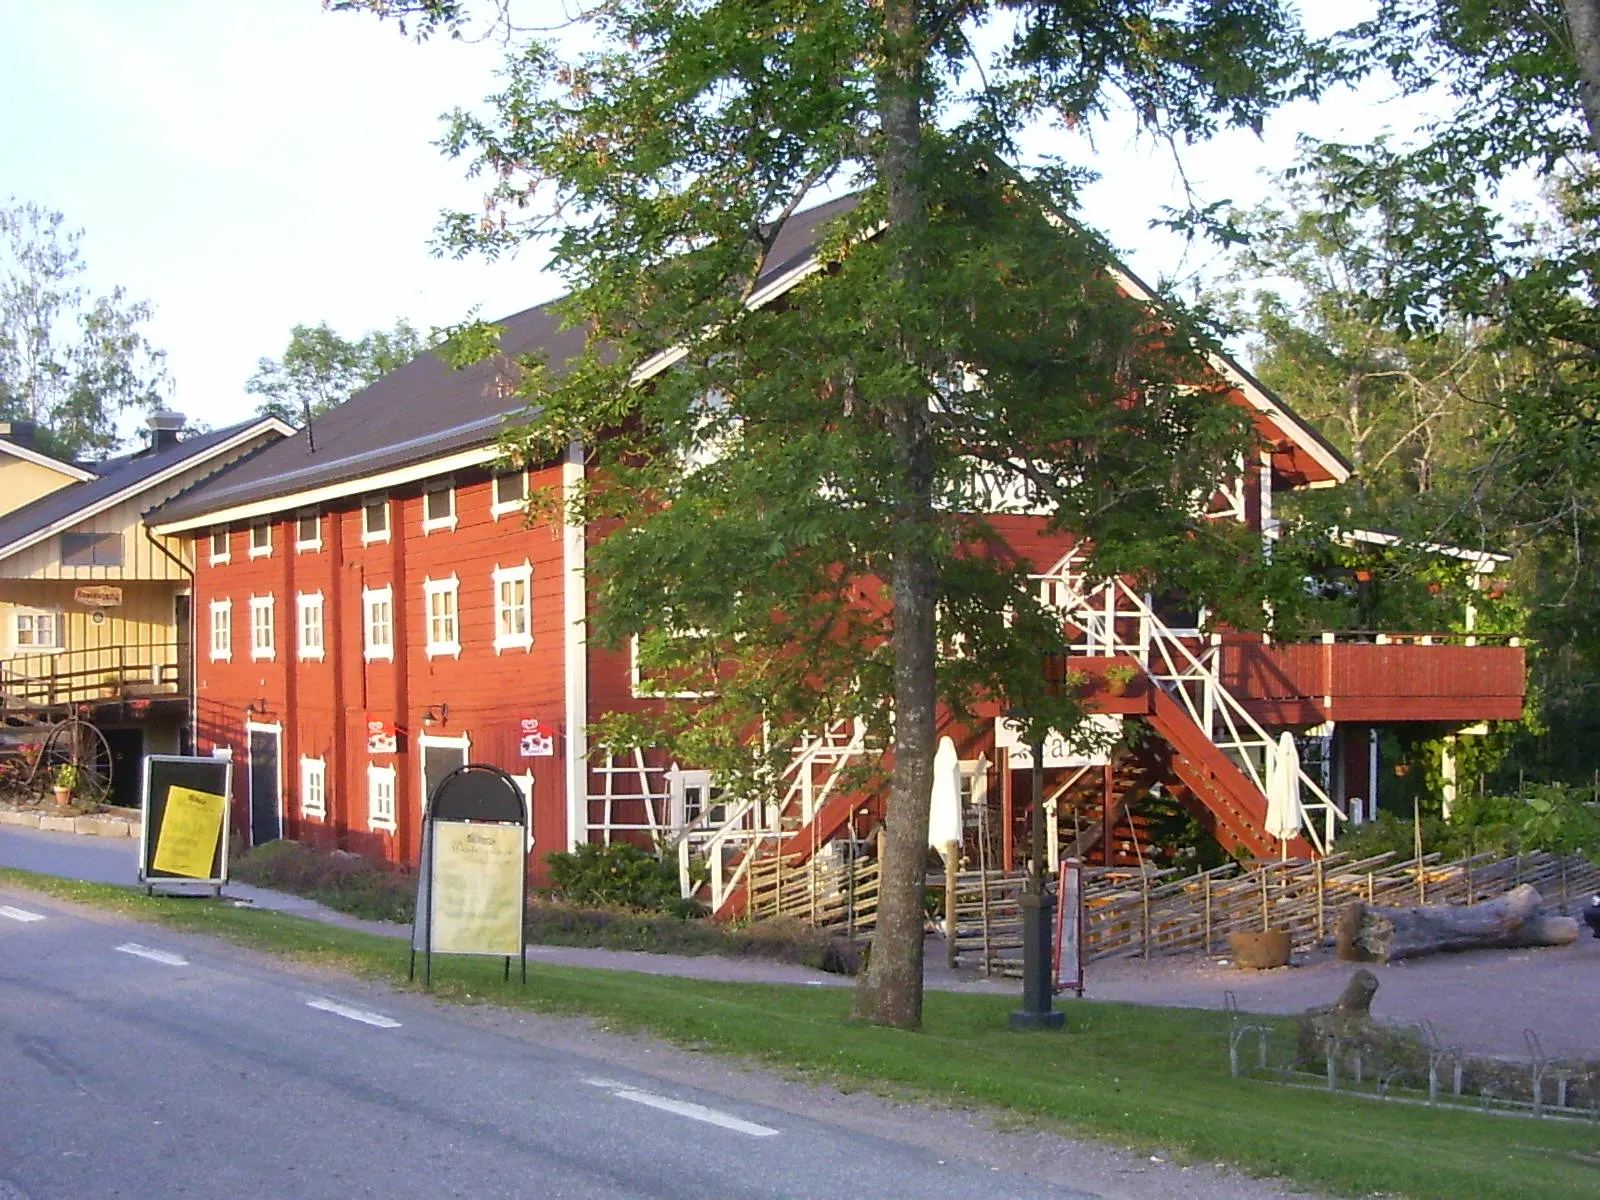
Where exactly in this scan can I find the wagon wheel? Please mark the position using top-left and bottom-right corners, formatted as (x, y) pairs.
(34, 716), (113, 806)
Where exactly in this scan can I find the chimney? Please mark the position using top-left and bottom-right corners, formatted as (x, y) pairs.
(0, 420), (38, 449)
(146, 410), (187, 452)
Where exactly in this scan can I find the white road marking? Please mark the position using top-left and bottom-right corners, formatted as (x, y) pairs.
(0, 905), (45, 922)
(583, 1077), (778, 1137)
(306, 997), (402, 1028)
(115, 942), (188, 966)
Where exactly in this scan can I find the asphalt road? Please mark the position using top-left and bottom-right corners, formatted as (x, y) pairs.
(0, 885), (1103, 1200)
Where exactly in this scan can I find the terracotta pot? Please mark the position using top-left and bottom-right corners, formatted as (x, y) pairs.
(1229, 928), (1292, 969)
(53, 786), (72, 807)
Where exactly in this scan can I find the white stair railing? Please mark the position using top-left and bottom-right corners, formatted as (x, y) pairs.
(676, 718), (876, 910)
(1034, 567), (1345, 853)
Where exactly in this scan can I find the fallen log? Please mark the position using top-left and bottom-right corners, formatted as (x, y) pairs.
(1337, 884), (1581, 963)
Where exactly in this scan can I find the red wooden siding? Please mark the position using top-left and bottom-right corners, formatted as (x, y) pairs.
(192, 464), (570, 881)
(1217, 638), (1525, 724)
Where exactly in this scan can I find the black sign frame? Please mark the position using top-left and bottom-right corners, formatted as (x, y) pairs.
(408, 763), (530, 989)
(138, 754), (233, 895)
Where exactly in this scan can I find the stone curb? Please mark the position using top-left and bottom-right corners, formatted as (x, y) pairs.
(0, 806), (138, 838)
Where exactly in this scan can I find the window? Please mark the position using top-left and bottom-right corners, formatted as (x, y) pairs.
(668, 768), (724, 828)
(13, 610), (62, 651)
(294, 509), (321, 552)
(296, 592), (325, 661)
(362, 585), (393, 662)
(492, 562), (532, 652)
(59, 531), (122, 567)
(209, 528), (230, 565)
(491, 469), (527, 518)
(367, 763), (397, 832)
(249, 521), (272, 558)
(422, 480), (456, 533)
(300, 757), (326, 821)
(629, 630), (714, 699)
(208, 600), (232, 662)
(361, 496), (389, 544)
(423, 575), (460, 658)
(249, 595), (275, 661)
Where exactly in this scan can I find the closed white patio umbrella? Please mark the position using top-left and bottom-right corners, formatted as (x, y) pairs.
(1264, 731), (1304, 857)
(927, 736), (963, 860)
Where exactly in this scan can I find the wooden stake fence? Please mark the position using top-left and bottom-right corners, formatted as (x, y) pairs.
(739, 845), (1600, 980)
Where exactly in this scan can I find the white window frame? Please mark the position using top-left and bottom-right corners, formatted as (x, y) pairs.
(513, 770), (535, 848)
(362, 584), (394, 662)
(367, 763), (397, 833)
(294, 508), (322, 552)
(423, 574), (460, 659)
(11, 608), (64, 652)
(296, 592), (325, 662)
(209, 528), (230, 565)
(249, 594), (275, 662)
(491, 468), (528, 519)
(361, 495), (390, 545)
(421, 480), (457, 534)
(667, 767), (723, 828)
(300, 756), (327, 821)
(629, 632), (714, 699)
(248, 520), (272, 559)
(208, 599), (232, 662)
(491, 561), (533, 653)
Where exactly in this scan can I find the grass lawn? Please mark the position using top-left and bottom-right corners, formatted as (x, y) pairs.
(4, 867), (1596, 1199)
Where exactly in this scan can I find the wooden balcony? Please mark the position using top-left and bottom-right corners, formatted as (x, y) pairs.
(1215, 633), (1525, 725)
(1, 643), (185, 724)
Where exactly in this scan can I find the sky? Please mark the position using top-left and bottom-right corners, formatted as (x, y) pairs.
(0, 0), (1402, 446)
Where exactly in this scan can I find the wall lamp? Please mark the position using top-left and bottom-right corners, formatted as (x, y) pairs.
(423, 702), (449, 727)
(244, 698), (269, 718)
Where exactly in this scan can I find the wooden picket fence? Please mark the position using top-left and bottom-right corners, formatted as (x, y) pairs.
(741, 849), (881, 937)
(952, 849), (1600, 978)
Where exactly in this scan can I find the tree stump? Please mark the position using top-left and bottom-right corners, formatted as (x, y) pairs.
(1336, 885), (1582, 963)
(1297, 968), (1380, 1062)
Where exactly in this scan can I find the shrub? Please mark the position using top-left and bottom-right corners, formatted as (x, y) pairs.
(231, 839), (416, 924)
(542, 841), (694, 916)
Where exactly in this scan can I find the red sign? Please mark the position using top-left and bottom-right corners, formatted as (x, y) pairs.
(367, 717), (398, 755)
(518, 717), (554, 758)
(1052, 859), (1085, 996)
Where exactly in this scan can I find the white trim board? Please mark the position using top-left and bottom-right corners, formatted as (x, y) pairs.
(0, 438), (96, 482)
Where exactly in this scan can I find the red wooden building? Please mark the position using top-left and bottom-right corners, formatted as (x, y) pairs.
(148, 197), (1523, 899)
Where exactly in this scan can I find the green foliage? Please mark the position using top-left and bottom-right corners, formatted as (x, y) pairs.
(1333, 781), (1600, 863)
(0, 197), (168, 459)
(52, 762), (78, 791)
(542, 841), (696, 916)
(247, 319), (427, 426)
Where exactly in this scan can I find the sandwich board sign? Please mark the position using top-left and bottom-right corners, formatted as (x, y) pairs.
(409, 764), (529, 988)
(1052, 858), (1085, 996)
(139, 755), (232, 895)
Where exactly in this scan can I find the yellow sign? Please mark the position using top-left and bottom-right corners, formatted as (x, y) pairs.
(430, 822), (524, 956)
(151, 785), (227, 878)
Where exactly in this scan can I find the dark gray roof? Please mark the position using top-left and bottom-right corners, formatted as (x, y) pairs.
(152, 194), (863, 525)
(0, 419), (285, 555)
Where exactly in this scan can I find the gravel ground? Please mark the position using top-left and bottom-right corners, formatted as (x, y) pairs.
(1076, 934), (1600, 1061)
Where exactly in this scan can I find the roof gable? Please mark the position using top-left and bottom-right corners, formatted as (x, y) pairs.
(0, 417), (293, 562)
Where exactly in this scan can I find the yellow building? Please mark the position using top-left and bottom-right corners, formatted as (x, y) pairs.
(0, 412), (290, 804)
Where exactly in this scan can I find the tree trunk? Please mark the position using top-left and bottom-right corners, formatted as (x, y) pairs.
(1564, 0), (1600, 154)
(1336, 884), (1581, 963)
(852, 0), (936, 1030)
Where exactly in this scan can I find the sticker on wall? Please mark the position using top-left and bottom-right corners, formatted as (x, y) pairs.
(367, 718), (398, 755)
(518, 717), (554, 758)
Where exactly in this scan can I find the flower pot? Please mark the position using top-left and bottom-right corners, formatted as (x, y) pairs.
(1229, 928), (1292, 970)
(53, 786), (72, 807)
